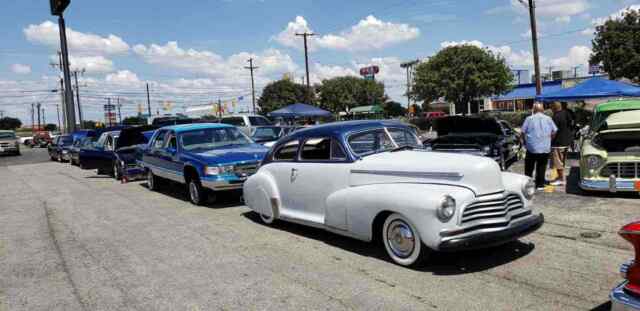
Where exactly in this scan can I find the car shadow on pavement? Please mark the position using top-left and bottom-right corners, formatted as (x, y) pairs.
(242, 211), (535, 275)
(138, 182), (243, 209)
(589, 301), (611, 311)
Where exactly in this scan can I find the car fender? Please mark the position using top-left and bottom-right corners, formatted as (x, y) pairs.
(325, 183), (475, 248)
(243, 171), (281, 219)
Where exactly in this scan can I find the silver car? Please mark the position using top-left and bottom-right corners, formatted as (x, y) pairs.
(0, 130), (20, 155)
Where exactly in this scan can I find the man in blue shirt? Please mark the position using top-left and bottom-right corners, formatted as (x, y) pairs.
(521, 103), (558, 189)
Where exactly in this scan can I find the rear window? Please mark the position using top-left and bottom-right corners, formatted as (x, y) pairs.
(221, 117), (246, 126)
(274, 141), (299, 161)
(248, 116), (271, 126)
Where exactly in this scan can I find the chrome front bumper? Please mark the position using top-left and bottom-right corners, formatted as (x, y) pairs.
(201, 178), (246, 191)
(612, 282), (640, 311)
(580, 178), (638, 193)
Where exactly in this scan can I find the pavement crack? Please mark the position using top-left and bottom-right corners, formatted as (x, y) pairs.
(43, 201), (89, 311)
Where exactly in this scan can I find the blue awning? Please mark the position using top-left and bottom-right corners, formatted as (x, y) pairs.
(268, 103), (332, 118)
(536, 78), (640, 102)
(492, 81), (563, 101)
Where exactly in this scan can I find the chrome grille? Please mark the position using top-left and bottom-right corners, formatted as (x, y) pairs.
(234, 162), (259, 177)
(601, 162), (639, 179)
(0, 142), (11, 147)
(461, 194), (527, 225)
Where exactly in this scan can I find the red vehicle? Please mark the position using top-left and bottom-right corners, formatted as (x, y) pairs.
(29, 131), (53, 148)
(611, 222), (640, 310)
(422, 111), (447, 119)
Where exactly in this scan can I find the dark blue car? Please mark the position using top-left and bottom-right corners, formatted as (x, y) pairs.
(48, 135), (74, 162)
(141, 123), (268, 205)
(79, 131), (120, 174)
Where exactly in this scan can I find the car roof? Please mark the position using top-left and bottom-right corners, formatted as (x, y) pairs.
(596, 100), (640, 112)
(288, 120), (409, 139)
(161, 122), (234, 133)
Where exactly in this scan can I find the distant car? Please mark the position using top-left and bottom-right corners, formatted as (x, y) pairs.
(149, 115), (201, 127)
(424, 116), (522, 170)
(580, 100), (640, 193)
(113, 125), (158, 181)
(0, 130), (20, 156)
(69, 137), (95, 166)
(243, 120), (542, 267)
(610, 221), (640, 311)
(140, 123), (269, 205)
(219, 114), (272, 136)
(30, 131), (53, 148)
(252, 126), (305, 147)
(422, 111), (447, 119)
(19, 136), (33, 146)
(78, 131), (120, 175)
(48, 135), (74, 162)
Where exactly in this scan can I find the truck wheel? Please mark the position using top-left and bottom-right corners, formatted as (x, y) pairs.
(382, 213), (429, 267)
(147, 170), (161, 191)
(112, 162), (121, 180)
(187, 178), (208, 206)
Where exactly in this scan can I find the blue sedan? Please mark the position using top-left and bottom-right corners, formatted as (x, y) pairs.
(140, 123), (268, 205)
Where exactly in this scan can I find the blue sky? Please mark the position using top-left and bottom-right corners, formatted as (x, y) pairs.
(0, 0), (637, 124)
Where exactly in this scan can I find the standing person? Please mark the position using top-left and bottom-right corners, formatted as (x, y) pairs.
(550, 102), (573, 186)
(521, 103), (558, 190)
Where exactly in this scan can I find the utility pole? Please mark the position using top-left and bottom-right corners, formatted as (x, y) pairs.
(57, 12), (77, 133)
(218, 98), (222, 118)
(31, 104), (35, 134)
(0, 111), (3, 118)
(56, 104), (61, 131)
(519, 0), (542, 95)
(296, 32), (315, 104)
(117, 97), (122, 124)
(400, 60), (420, 112)
(36, 103), (41, 131)
(245, 58), (259, 113)
(73, 69), (85, 128)
(42, 107), (46, 125)
(146, 83), (152, 118)
(59, 78), (66, 131)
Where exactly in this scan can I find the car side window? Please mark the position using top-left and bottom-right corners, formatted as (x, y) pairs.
(221, 117), (246, 127)
(274, 140), (299, 161)
(153, 131), (167, 149)
(301, 138), (331, 160)
(165, 132), (177, 150)
(95, 134), (107, 148)
(331, 139), (347, 160)
(106, 136), (114, 151)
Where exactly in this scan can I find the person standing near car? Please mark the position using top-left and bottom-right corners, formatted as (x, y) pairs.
(522, 103), (557, 190)
(550, 102), (573, 186)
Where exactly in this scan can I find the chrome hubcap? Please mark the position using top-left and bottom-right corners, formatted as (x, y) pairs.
(189, 182), (199, 203)
(387, 220), (415, 258)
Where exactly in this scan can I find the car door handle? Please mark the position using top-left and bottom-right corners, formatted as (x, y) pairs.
(290, 168), (299, 182)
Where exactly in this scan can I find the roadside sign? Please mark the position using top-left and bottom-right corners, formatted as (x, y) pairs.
(359, 66), (380, 77)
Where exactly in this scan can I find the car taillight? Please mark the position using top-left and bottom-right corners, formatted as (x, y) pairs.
(620, 222), (640, 295)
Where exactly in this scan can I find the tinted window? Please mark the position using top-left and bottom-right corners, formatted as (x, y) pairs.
(221, 117), (245, 126)
(387, 128), (420, 148)
(166, 133), (177, 149)
(59, 136), (73, 145)
(348, 130), (394, 156)
(180, 127), (251, 151)
(248, 116), (271, 126)
(331, 140), (347, 160)
(95, 133), (108, 148)
(274, 141), (299, 161)
(153, 131), (167, 149)
(301, 138), (331, 160)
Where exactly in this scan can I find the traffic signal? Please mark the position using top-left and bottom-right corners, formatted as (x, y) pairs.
(50, 0), (70, 16)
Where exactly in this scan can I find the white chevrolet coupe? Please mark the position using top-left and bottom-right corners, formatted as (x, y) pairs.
(243, 120), (543, 267)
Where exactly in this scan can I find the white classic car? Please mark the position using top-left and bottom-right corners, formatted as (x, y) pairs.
(243, 120), (544, 267)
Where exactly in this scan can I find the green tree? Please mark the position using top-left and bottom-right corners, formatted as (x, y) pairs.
(316, 76), (385, 113)
(590, 9), (640, 81)
(82, 120), (97, 130)
(44, 124), (57, 131)
(411, 45), (512, 115)
(0, 117), (22, 130)
(122, 116), (147, 126)
(258, 79), (310, 114)
(383, 101), (406, 118)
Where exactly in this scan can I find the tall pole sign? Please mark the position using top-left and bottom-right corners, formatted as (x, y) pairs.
(50, 0), (77, 133)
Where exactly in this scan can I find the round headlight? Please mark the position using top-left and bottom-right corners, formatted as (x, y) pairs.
(437, 195), (456, 222)
(585, 155), (604, 170)
(523, 179), (536, 200)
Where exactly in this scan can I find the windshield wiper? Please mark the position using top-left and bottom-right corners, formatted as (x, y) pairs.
(390, 145), (415, 152)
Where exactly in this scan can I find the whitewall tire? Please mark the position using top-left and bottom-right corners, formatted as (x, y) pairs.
(382, 213), (428, 267)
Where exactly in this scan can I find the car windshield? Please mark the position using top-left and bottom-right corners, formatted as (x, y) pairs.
(0, 132), (16, 139)
(252, 127), (281, 140)
(348, 127), (422, 157)
(181, 127), (252, 151)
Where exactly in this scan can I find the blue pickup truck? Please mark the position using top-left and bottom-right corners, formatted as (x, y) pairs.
(140, 123), (268, 205)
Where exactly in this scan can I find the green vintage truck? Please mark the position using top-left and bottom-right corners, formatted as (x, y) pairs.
(580, 100), (640, 192)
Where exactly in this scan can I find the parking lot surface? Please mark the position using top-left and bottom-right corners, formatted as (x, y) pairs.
(1, 148), (638, 310)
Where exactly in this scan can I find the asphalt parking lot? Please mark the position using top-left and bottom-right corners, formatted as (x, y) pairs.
(1, 148), (638, 310)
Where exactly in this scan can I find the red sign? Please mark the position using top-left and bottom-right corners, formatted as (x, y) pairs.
(359, 66), (380, 76)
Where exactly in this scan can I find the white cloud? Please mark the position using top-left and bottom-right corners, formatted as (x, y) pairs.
(510, 0), (590, 18)
(274, 16), (419, 52)
(10, 64), (31, 75)
(440, 40), (535, 68)
(24, 21), (129, 55)
(133, 41), (297, 87)
(555, 16), (571, 24)
(549, 45), (592, 69)
(592, 5), (640, 26)
(50, 55), (114, 73)
(105, 70), (141, 85)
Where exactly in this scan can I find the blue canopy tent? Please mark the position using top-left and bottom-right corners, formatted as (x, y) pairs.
(536, 78), (640, 102)
(268, 103), (332, 118)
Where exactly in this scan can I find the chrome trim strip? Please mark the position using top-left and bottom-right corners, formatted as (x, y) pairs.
(350, 169), (463, 180)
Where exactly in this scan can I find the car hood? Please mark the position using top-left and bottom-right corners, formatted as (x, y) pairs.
(191, 144), (268, 164)
(602, 110), (640, 130)
(350, 150), (504, 195)
(435, 116), (503, 136)
(0, 138), (18, 144)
